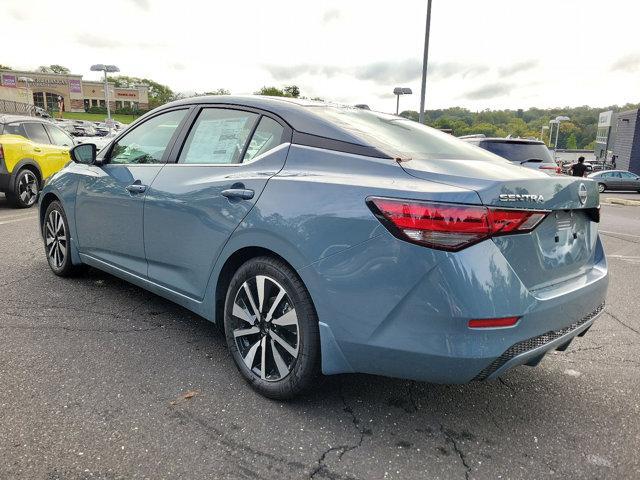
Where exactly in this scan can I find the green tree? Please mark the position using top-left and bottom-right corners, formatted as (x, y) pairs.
(283, 85), (300, 98)
(255, 85), (301, 98)
(566, 133), (578, 149)
(0, 64), (12, 70)
(37, 65), (70, 74)
(110, 75), (176, 109)
(202, 88), (230, 95)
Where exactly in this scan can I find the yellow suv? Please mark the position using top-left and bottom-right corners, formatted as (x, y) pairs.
(0, 114), (74, 208)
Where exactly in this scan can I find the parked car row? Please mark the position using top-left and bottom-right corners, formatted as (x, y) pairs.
(0, 114), (126, 208)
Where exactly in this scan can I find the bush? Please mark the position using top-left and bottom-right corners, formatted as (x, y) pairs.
(87, 106), (107, 114)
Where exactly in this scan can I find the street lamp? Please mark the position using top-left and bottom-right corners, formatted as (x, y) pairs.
(90, 64), (120, 120)
(553, 115), (570, 150)
(17, 76), (34, 105)
(541, 125), (549, 144)
(393, 87), (412, 115)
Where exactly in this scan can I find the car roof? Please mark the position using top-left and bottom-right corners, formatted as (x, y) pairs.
(590, 170), (632, 175)
(157, 95), (380, 147)
(0, 114), (51, 125)
(467, 137), (545, 145)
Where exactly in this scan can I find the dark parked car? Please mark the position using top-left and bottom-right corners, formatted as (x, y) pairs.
(461, 136), (561, 174)
(588, 170), (640, 192)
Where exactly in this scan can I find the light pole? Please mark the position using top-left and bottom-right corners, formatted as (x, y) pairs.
(90, 64), (120, 120)
(553, 115), (570, 150)
(540, 125), (549, 144)
(418, 0), (433, 124)
(393, 87), (412, 115)
(548, 120), (557, 146)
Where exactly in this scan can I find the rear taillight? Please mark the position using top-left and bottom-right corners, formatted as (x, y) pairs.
(0, 144), (4, 163)
(367, 197), (548, 252)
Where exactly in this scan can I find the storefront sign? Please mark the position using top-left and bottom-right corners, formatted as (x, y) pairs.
(116, 91), (137, 98)
(69, 79), (82, 93)
(30, 77), (67, 86)
(1, 74), (17, 88)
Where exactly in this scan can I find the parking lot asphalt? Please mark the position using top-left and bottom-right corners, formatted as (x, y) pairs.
(1, 192), (639, 480)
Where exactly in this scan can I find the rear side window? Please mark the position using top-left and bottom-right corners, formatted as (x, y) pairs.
(310, 107), (502, 161)
(23, 122), (51, 144)
(179, 109), (258, 164)
(45, 125), (73, 147)
(243, 117), (285, 162)
(3, 123), (27, 138)
(479, 141), (554, 163)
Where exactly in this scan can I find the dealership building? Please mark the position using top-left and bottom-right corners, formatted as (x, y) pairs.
(0, 68), (149, 113)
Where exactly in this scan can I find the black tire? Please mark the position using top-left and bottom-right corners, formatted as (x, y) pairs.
(224, 256), (320, 399)
(43, 201), (84, 277)
(6, 169), (39, 208)
(598, 183), (606, 193)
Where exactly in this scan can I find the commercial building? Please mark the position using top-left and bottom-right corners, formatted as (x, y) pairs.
(611, 109), (640, 175)
(0, 68), (149, 113)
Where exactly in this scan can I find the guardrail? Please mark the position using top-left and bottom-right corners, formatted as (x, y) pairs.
(0, 99), (37, 116)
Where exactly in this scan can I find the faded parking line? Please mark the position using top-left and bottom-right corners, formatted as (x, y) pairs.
(0, 215), (38, 226)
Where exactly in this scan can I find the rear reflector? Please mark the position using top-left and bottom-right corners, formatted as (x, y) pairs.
(368, 197), (548, 251)
(468, 317), (520, 328)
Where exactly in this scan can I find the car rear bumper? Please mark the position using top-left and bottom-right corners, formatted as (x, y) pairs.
(301, 232), (609, 383)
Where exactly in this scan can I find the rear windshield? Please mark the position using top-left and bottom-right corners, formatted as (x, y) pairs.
(479, 141), (554, 164)
(310, 107), (504, 161)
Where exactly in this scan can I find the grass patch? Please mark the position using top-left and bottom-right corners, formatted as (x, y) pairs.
(61, 112), (139, 124)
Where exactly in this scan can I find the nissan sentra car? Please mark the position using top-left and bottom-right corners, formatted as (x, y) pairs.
(38, 96), (608, 399)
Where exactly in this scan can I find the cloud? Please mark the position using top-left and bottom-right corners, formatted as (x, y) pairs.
(322, 9), (340, 24)
(75, 33), (166, 50)
(264, 64), (344, 81)
(429, 62), (489, 80)
(611, 53), (640, 73)
(354, 59), (422, 84)
(498, 60), (539, 77)
(461, 82), (513, 100)
(7, 7), (27, 21)
(129, 0), (150, 10)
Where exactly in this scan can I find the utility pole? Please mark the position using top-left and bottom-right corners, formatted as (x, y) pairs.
(418, 0), (432, 124)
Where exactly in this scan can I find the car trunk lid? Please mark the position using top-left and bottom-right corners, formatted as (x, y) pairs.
(400, 158), (601, 290)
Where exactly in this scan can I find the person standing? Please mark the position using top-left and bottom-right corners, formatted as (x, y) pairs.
(571, 156), (588, 177)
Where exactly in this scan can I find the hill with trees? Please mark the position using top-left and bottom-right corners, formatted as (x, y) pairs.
(400, 104), (640, 149)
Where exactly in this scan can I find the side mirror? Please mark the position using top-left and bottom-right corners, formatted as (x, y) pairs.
(70, 143), (97, 165)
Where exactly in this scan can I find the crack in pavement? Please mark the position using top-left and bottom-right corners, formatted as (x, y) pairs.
(440, 425), (472, 480)
(498, 377), (516, 395)
(604, 311), (640, 336)
(309, 395), (367, 479)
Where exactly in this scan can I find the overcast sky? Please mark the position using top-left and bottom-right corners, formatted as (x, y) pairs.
(2, 0), (639, 113)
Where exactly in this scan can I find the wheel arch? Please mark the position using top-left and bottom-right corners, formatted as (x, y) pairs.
(10, 158), (43, 191)
(39, 191), (61, 233)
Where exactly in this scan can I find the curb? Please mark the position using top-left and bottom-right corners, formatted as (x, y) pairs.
(604, 197), (640, 206)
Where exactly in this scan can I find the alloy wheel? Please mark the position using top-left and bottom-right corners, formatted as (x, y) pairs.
(598, 184), (605, 193)
(18, 171), (38, 206)
(230, 275), (299, 381)
(45, 210), (67, 269)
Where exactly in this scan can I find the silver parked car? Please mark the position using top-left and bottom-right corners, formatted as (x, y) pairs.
(588, 170), (640, 192)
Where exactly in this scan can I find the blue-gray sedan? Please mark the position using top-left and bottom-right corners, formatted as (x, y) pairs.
(38, 96), (608, 398)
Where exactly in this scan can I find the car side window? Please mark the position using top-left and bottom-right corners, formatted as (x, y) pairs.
(110, 109), (187, 164)
(3, 123), (27, 138)
(178, 109), (258, 164)
(611, 172), (622, 178)
(243, 116), (285, 162)
(45, 125), (74, 147)
(620, 172), (636, 179)
(23, 122), (51, 144)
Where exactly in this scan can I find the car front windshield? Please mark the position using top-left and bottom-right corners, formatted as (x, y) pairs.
(310, 107), (504, 161)
(480, 141), (554, 163)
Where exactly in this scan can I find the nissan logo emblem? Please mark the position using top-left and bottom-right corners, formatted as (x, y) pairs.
(578, 183), (588, 205)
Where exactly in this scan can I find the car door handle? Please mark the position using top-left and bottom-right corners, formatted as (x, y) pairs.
(221, 188), (254, 200)
(126, 184), (147, 194)
(33, 147), (42, 152)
